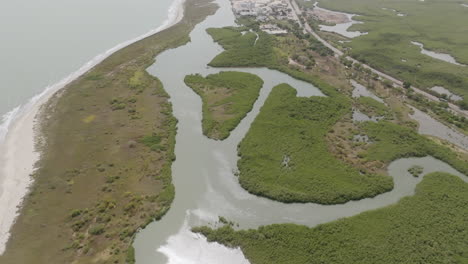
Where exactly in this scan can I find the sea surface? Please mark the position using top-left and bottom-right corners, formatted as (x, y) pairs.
(0, 0), (174, 122)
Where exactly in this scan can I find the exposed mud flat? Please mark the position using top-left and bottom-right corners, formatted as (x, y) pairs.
(312, 2), (367, 38)
(351, 80), (385, 103)
(430, 86), (463, 101)
(409, 106), (468, 151)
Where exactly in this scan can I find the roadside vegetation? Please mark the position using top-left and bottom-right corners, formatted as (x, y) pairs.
(307, 0), (468, 109)
(184, 71), (263, 140)
(0, 1), (217, 264)
(407, 89), (468, 132)
(194, 172), (468, 264)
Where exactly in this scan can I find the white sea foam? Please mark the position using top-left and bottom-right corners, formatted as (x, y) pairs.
(0, 107), (20, 143)
(0, 0), (185, 254)
(158, 212), (250, 264)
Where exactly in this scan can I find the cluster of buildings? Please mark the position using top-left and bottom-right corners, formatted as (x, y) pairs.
(231, 0), (296, 33)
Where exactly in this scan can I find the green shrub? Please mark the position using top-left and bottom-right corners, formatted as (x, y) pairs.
(70, 209), (82, 218)
(139, 133), (161, 150)
(184, 71), (263, 139)
(88, 224), (105, 236)
(408, 165), (424, 177)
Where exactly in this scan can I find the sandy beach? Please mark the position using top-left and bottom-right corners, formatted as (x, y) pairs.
(0, 0), (185, 254)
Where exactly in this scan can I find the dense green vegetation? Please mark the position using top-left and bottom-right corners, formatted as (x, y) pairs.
(237, 84), (393, 204)
(313, 0), (468, 107)
(206, 26), (340, 97)
(194, 172), (468, 264)
(360, 121), (468, 175)
(356, 97), (391, 119)
(207, 27), (281, 67)
(207, 24), (332, 69)
(184, 71), (263, 140)
(0, 1), (217, 263)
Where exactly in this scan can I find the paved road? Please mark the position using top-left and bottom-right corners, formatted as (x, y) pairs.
(289, 0), (468, 118)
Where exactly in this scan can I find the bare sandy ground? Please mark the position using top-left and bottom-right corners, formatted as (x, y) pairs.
(309, 7), (350, 24)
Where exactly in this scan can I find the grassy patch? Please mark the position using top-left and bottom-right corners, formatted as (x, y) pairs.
(184, 71), (264, 140)
(356, 97), (391, 119)
(194, 172), (468, 264)
(237, 84), (393, 204)
(82, 114), (96, 123)
(139, 133), (162, 151)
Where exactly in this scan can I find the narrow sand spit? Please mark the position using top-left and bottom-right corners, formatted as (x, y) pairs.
(0, 0), (185, 254)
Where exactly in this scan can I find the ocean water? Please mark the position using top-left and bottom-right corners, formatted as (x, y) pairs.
(0, 0), (175, 125)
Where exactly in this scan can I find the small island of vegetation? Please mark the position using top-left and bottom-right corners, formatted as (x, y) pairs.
(408, 165), (424, 177)
(184, 71), (264, 140)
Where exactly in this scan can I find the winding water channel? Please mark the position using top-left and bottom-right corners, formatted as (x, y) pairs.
(133, 0), (468, 263)
(411, 41), (466, 66)
(313, 2), (367, 38)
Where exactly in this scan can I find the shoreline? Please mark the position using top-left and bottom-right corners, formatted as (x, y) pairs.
(0, 0), (185, 254)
